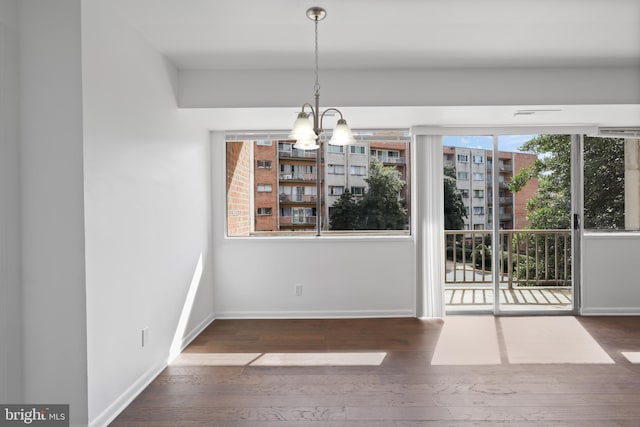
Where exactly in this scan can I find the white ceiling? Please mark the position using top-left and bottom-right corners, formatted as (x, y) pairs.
(112, 0), (640, 70)
(107, 0), (640, 128)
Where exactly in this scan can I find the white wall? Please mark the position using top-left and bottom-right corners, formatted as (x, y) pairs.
(0, 0), (22, 403)
(19, 1), (88, 425)
(82, 2), (213, 425)
(582, 234), (640, 314)
(211, 133), (415, 318)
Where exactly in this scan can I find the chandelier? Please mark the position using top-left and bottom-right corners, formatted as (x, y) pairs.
(289, 7), (355, 150)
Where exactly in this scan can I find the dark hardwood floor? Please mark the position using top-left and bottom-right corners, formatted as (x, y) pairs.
(111, 316), (640, 426)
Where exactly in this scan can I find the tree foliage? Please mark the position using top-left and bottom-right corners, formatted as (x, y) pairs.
(328, 160), (407, 230)
(444, 164), (467, 230)
(329, 190), (360, 230)
(509, 134), (625, 230)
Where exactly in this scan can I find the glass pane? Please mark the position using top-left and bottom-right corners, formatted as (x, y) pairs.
(226, 131), (411, 237)
(497, 134), (573, 312)
(583, 136), (639, 231)
(443, 136), (494, 313)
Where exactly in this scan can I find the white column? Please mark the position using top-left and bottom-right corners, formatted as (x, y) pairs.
(625, 139), (640, 230)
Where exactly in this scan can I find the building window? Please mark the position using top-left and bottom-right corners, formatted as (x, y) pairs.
(257, 184), (272, 192)
(457, 171), (469, 180)
(257, 207), (272, 216)
(257, 160), (272, 169)
(474, 189), (484, 198)
(350, 165), (366, 176)
(457, 154), (469, 162)
(278, 142), (292, 152)
(351, 186), (365, 196)
(473, 206), (485, 215)
(473, 155), (484, 163)
(473, 172), (484, 181)
(328, 144), (345, 153)
(350, 145), (366, 154)
(256, 140), (273, 146)
(329, 186), (344, 196)
(460, 189), (469, 198)
(473, 224), (485, 230)
(328, 164), (345, 175)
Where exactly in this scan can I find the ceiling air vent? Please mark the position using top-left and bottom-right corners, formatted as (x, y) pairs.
(596, 127), (640, 139)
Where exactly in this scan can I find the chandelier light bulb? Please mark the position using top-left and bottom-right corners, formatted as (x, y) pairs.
(328, 118), (356, 146)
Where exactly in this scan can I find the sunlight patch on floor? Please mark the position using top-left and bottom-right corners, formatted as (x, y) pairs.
(250, 352), (387, 366)
(500, 316), (614, 364)
(171, 353), (261, 366)
(431, 316), (501, 365)
(622, 352), (640, 363)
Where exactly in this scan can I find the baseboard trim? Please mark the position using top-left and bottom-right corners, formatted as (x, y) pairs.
(214, 309), (415, 319)
(581, 307), (640, 315)
(89, 313), (216, 427)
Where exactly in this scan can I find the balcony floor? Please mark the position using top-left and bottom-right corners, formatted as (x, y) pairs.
(446, 287), (572, 312)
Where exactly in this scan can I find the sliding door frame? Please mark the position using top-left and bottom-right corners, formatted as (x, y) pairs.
(412, 126), (596, 317)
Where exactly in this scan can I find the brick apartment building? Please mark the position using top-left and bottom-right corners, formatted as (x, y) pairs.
(443, 146), (538, 230)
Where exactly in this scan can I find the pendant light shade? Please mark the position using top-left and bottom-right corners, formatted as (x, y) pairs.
(288, 112), (317, 140)
(328, 118), (356, 146)
(293, 138), (320, 150)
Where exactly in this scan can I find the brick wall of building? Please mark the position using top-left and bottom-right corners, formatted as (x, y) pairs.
(513, 152), (538, 229)
(254, 141), (278, 231)
(226, 141), (252, 236)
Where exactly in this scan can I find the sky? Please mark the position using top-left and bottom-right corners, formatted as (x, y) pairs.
(443, 135), (537, 153)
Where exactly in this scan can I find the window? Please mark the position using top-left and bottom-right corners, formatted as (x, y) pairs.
(351, 186), (365, 196)
(473, 155), (484, 163)
(584, 136), (639, 231)
(474, 189), (484, 198)
(350, 165), (366, 176)
(226, 135), (411, 236)
(457, 171), (469, 180)
(328, 164), (345, 175)
(278, 142), (292, 152)
(457, 154), (469, 162)
(257, 160), (272, 169)
(460, 189), (469, 198)
(473, 207), (485, 215)
(329, 186), (344, 196)
(474, 224), (485, 230)
(473, 172), (484, 181)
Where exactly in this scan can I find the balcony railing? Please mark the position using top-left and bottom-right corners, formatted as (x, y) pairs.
(372, 156), (406, 164)
(280, 216), (316, 225)
(279, 194), (318, 203)
(445, 229), (571, 290)
(279, 149), (317, 159)
(279, 173), (316, 181)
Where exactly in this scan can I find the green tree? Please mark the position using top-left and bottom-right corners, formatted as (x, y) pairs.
(329, 190), (359, 230)
(359, 160), (407, 229)
(444, 164), (467, 230)
(509, 134), (625, 229)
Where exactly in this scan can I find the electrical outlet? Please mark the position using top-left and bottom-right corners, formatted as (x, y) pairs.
(141, 327), (149, 347)
(295, 284), (303, 296)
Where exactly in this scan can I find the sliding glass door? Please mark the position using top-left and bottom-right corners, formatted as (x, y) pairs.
(443, 133), (577, 314)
